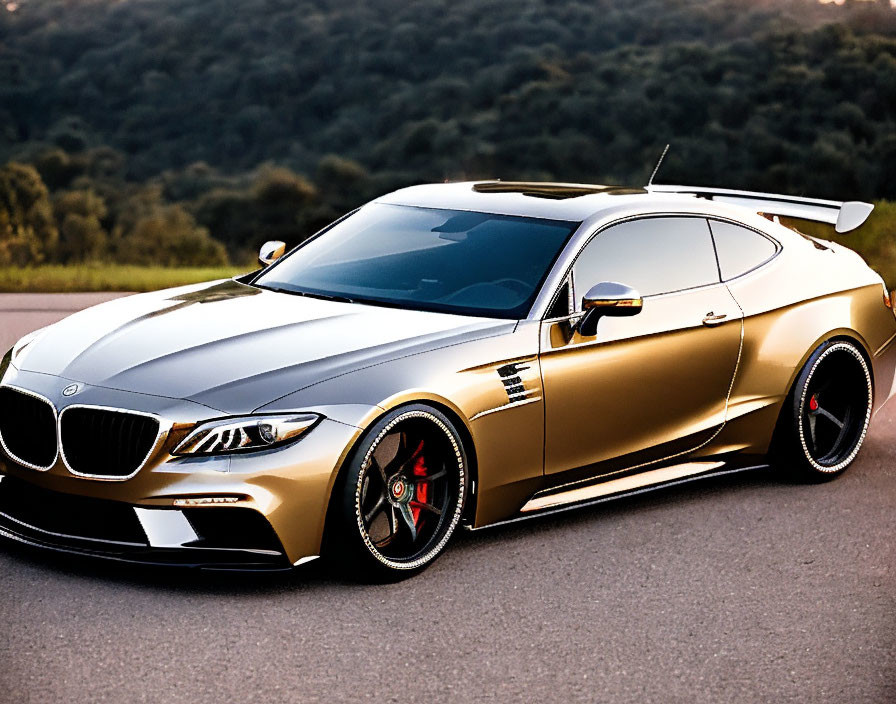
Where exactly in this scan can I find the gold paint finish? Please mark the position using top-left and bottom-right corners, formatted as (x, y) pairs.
(541, 284), (742, 476)
(4, 187), (896, 567)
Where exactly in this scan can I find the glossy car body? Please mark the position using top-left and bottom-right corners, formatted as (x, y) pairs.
(1, 181), (894, 570)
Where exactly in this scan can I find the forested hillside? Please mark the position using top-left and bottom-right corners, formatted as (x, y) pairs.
(1, 0), (896, 268)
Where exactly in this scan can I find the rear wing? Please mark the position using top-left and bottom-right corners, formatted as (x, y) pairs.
(647, 185), (874, 234)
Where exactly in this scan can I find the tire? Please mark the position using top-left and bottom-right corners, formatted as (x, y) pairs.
(327, 404), (468, 581)
(775, 340), (873, 481)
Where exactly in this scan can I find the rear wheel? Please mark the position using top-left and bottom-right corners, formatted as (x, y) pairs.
(328, 405), (467, 581)
(776, 340), (873, 481)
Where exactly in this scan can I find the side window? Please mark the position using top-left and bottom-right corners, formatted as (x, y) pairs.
(709, 220), (778, 280)
(573, 217), (719, 301)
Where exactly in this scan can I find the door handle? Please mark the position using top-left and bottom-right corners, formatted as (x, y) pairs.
(702, 312), (728, 326)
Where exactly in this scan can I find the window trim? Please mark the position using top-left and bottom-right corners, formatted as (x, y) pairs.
(707, 217), (782, 283)
(540, 213), (785, 320)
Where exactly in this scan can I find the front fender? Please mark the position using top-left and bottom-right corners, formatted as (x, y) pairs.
(255, 321), (546, 528)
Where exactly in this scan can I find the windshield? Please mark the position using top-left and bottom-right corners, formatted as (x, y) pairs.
(253, 203), (579, 319)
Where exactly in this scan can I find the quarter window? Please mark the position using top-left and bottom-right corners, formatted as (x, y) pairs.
(709, 220), (778, 280)
(546, 279), (571, 318)
(573, 217), (720, 300)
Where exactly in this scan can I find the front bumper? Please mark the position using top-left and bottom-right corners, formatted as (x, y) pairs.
(0, 474), (291, 570)
(0, 368), (370, 567)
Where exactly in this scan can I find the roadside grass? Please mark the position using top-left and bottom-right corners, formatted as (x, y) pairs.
(0, 264), (251, 293)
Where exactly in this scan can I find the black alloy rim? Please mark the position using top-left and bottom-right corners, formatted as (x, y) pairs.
(801, 352), (869, 467)
(358, 418), (457, 562)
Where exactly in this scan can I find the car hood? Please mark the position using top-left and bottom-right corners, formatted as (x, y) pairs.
(13, 279), (514, 413)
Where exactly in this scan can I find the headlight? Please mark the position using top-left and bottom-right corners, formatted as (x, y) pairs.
(172, 413), (321, 456)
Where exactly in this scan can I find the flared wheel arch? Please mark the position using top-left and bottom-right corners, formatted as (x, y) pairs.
(783, 332), (874, 413)
(770, 332), (874, 470)
(321, 400), (479, 556)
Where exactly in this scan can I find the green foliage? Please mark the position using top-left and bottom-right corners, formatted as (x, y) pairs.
(120, 205), (228, 267)
(0, 0), (894, 273)
(250, 166), (320, 247)
(2, 0), (895, 196)
(53, 189), (108, 262)
(0, 162), (57, 265)
(193, 165), (326, 261)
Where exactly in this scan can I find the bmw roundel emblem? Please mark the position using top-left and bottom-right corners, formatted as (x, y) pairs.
(62, 383), (81, 397)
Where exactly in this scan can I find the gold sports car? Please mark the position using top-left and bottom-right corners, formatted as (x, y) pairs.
(1, 181), (894, 579)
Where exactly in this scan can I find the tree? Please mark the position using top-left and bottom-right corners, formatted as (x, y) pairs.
(53, 189), (108, 262)
(315, 154), (372, 210)
(251, 166), (328, 252)
(4, 0), (896, 270)
(121, 204), (229, 267)
(193, 187), (257, 256)
(0, 162), (58, 265)
(34, 148), (84, 190)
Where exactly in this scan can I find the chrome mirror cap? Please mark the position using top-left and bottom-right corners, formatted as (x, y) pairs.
(579, 281), (643, 336)
(258, 240), (286, 267)
(582, 281), (643, 311)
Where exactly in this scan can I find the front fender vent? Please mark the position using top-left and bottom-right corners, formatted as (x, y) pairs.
(497, 362), (533, 403)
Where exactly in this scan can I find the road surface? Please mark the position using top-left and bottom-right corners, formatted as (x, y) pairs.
(0, 293), (893, 703)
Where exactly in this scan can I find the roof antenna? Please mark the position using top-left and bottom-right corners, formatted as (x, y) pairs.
(647, 143), (670, 188)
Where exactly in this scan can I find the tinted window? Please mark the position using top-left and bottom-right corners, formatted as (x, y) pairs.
(253, 203), (578, 319)
(573, 217), (719, 299)
(709, 220), (778, 280)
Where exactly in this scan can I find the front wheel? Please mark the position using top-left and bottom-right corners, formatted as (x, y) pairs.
(775, 340), (873, 481)
(328, 404), (468, 581)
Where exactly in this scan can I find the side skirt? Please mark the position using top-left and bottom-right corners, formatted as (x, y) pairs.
(465, 460), (768, 531)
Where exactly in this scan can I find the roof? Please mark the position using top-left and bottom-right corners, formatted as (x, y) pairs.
(376, 181), (653, 221)
(376, 181), (873, 233)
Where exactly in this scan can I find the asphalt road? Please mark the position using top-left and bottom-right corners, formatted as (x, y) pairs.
(0, 293), (894, 703)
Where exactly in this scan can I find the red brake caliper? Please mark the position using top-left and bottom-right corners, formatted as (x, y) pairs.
(809, 395), (819, 412)
(411, 440), (427, 525)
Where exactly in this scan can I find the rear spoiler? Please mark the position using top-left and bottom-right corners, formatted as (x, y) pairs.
(647, 185), (874, 234)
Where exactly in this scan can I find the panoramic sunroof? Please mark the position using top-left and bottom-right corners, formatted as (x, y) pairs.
(473, 182), (646, 200)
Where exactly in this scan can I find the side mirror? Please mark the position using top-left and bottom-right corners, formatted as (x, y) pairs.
(258, 240), (286, 267)
(578, 281), (643, 337)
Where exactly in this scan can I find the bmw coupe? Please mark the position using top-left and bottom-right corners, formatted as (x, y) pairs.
(1, 181), (893, 579)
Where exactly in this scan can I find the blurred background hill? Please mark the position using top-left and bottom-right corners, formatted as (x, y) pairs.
(1, 0), (896, 283)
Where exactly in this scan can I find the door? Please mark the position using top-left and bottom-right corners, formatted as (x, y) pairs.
(541, 216), (742, 477)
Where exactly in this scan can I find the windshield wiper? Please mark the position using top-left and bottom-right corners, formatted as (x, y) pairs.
(262, 284), (355, 304)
